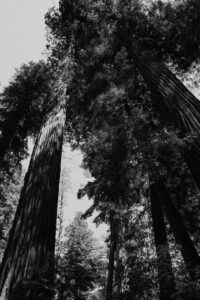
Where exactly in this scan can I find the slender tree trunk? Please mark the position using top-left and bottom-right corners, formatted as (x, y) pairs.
(56, 169), (66, 256)
(150, 183), (175, 300)
(115, 251), (123, 300)
(0, 73), (67, 300)
(154, 180), (200, 279)
(106, 213), (118, 300)
(130, 42), (200, 189)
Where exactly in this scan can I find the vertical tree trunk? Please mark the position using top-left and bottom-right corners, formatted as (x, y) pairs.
(106, 213), (118, 300)
(150, 183), (175, 300)
(0, 74), (67, 300)
(115, 250), (123, 300)
(56, 169), (66, 256)
(130, 43), (200, 189)
(154, 180), (200, 279)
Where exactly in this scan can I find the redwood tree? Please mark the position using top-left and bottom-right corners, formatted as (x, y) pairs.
(0, 57), (72, 300)
(130, 42), (200, 190)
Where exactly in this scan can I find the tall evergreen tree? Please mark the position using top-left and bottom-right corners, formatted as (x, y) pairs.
(130, 42), (200, 190)
(56, 212), (106, 300)
(0, 56), (72, 300)
(7, 1), (199, 299)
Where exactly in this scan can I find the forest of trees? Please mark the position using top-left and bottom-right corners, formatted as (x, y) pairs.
(1, 0), (200, 299)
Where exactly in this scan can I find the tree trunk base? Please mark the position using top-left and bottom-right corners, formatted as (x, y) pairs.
(8, 279), (55, 300)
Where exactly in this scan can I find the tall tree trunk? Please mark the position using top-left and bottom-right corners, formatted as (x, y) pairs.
(154, 180), (200, 279)
(130, 42), (200, 189)
(150, 183), (175, 300)
(0, 74), (67, 300)
(106, 212), (118, 300)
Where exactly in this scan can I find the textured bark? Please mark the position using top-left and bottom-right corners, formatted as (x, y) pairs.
(150, 183), (175, 300)
(106, 213), (118, 300)
(154, 180), (200, 279)
(0, 78), (67, 300)
(131, 43), (200, 189)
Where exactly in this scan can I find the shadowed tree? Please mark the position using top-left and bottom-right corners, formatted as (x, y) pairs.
(0, 56), (73, 300)
(150, 183), (175, 300)
(106, 212), (118, 300)
(153, 179), (200, 280)
(0, 0), (103, 298)
(43, 1), (200, 298)
(130, 42), (200, 190)
(131, 42), (200, 274)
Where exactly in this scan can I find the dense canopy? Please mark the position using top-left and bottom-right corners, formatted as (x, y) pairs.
(1, 0), (200, 299)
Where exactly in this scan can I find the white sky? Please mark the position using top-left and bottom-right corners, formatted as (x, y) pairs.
(61, 145), (107, 237)
(0, 0), (56, 89)
(0, 0), (107, 237)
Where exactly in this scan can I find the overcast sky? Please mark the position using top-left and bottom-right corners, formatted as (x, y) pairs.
(0, 0), (57, 89)
(0, 0), (107, 237)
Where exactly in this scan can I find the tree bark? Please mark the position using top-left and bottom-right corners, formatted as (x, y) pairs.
(106, 213), (118, 300)
(130, 42), (200, 190)
(0, 76), (67, 300)
(154, 180), (200, 279)
(150, 183), (175, 300)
